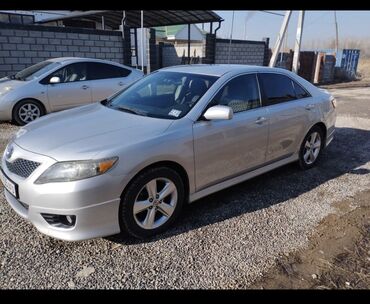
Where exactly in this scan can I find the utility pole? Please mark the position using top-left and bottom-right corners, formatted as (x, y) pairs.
(140, 10), (144, 72)
(292, 11), (305, 74)
(227, 10), (235, 64)
(334, 11), (339, 53)
(269, 10), (292, 67)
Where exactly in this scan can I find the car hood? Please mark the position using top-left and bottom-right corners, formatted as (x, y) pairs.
(0, 78), (28, 96)
(14, 103), (174, 161)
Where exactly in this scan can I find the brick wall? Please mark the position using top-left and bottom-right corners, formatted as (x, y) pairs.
(0, 23), (125, 78)
(214, 38), (266, 65)
(161, 44), (182, 67)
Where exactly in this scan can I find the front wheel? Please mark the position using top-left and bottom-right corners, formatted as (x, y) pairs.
(119, 167), (185, 239)
(13, 99), (45, 126)
(298, 126), (324, 170)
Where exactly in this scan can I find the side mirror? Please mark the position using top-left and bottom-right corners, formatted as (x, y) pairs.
(203, 105), (233, 121)
(49, 76), (61, 84)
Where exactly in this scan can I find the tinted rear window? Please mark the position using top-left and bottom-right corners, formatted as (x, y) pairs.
(258, 73), (297, 106)
(88, 62), (131, 80)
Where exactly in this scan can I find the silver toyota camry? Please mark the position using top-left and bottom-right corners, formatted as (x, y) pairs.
(0, 57), (143, 125)
(0, 65), (336, 241)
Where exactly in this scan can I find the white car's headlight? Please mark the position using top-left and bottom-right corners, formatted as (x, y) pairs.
(35, 157), (118, 184)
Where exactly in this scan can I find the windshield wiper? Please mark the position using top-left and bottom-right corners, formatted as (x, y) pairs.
(114, 106), (147, 116)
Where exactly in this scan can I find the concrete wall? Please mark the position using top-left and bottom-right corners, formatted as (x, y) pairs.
(0, 23), (125, 78)
(214, 38), (266, 65)
(161, 42), (205, 67)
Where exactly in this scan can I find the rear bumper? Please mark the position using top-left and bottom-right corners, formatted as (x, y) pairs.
(326, 128), (335, 147)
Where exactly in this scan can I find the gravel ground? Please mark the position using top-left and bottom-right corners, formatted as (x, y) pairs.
(0, 87), (369, 289)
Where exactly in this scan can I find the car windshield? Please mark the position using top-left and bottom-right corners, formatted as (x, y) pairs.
(9, 61), (61, 81)
(105, 71), (218, 119)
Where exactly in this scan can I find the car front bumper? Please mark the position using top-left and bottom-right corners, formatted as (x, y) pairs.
(1, 143), (127, 241)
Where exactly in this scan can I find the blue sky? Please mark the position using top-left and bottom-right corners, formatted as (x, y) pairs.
(212, 11), (370, 49)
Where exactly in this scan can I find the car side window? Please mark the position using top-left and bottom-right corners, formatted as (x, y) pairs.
(211, 74), (261, 114)
(87, 62), (131, 80)
(292, 80), (311, 99)
(48, 62), (87, 83)
(258, 73), (297, 106)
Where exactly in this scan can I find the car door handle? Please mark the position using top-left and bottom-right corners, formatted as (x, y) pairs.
(255, 117), (267, 124)
(118, 81), (125, 86)
(81, 85), (89, 90)
(305, 104), (315, 110)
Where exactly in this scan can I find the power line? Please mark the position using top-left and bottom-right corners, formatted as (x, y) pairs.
(260, 11), (285, 17)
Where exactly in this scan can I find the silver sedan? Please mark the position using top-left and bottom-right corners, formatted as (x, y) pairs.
(0, 64), (336, 241)
(0, 57), (143, 125)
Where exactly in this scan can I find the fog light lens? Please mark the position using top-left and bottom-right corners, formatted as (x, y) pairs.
(41, 214), (76, 228)
(66, 215), (74, 225)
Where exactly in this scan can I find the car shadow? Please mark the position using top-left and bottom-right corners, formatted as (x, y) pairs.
(106, 126), (370, 245)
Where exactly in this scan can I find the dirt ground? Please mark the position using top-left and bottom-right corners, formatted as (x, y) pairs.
(250, 189), (370, 289)
(250, 86), (370, 289)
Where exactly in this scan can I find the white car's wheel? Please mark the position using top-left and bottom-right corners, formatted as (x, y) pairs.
(13, 100), (44, 126)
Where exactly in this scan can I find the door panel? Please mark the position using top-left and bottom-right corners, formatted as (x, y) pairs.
(90, 78), (124, 102)
(257, 72), (312, 161)
(87, 62), (133, 102)
(265, 100), (311, 161)
(47, 81), (93, 112)
(193, 107), (269, 190)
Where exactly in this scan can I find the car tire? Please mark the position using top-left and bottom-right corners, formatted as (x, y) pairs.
(119, 167), (185, 239)
(298, 126), (325, 170)
(13, 99), (45, 126)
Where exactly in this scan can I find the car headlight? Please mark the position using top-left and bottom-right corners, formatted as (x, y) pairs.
(35, 157), (118, 184)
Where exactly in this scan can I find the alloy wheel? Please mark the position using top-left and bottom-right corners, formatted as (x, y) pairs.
(303, 131), (321, 165)
(133, 178), (178, 230)
(18, 103), (41, 124)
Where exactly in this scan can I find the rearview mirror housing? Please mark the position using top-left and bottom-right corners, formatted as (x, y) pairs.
(49, 76), (61, 84)
(203, 105), (233, 121)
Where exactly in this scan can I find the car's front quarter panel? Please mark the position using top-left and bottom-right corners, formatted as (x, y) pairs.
(93, 117), (196, 196)
(0, 81), (51, 121)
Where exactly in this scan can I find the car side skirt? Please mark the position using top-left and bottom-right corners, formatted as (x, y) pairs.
(189, 153), (299, 203)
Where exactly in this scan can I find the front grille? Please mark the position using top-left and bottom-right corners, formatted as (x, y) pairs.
(6, 158), (41, 178)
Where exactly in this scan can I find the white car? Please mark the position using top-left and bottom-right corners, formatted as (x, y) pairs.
(0, 57), (143, 125)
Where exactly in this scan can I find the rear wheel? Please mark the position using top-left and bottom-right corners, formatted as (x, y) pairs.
(298, 126), (324, 170)
(13, 99), (45, 126)
(119, 167), (185, 239)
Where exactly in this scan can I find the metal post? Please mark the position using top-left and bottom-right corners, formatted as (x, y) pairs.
(146, 29), (151, 74)
(334, 11), (339, 54)
(227, 10), (235, 64)
(141, 10), (144, 72)
(187, 24), (191, 64)
(269, 10), (292, 67)
(134, 28), (139, 67)
(102, 16), (105, 30)
(121, 11), (126, 39)
(210, 22), (213, 34)
(292, 11), (305, 74)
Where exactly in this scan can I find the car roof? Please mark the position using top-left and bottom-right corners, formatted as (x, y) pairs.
(46, 57), (133, 68)
(160, 64), (292, 77)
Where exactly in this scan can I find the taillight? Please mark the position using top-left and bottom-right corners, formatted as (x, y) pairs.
(331, 98), (337, 108)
